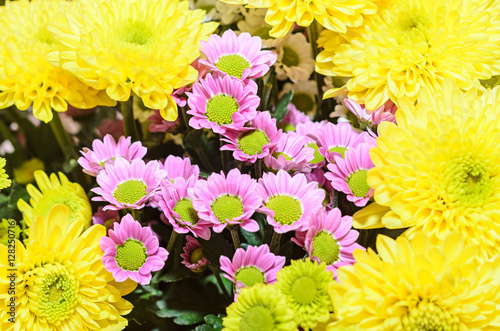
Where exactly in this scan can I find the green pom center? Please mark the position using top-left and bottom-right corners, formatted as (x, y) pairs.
(206, 94), (239, 125)
(402, 301), (459, 331)
(173, 198), (199, 225)
(442, 154), (492, 208)
(215, 54), (250, 79)
(480, 75), (500, 89)
(211, 194), (244, 223)
(272, 152), (292, 161)
(347, 169), (370, 198)
(266, 195), (302, 225)
(238, 130), (270, 156)
(291, 276), (317, 304)
(240, 306), (275, 331)
(292, 93), (315, 112)
(115, 239), (147, 271)
(312, 231), (340, 265)
(282, 46), (300, 67)
(307, 143), (325, 164)
(122, 20), (154, 45)
(235, 266), (266, 287)
(113, 179), (147, 204)
(328, 146), (347, 158)
(190, 247), (205, 264)
(253, 26), (271, 40)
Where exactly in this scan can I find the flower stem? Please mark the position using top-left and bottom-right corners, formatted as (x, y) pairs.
(120, 98), (139, 141)
(130, 209), (141, 222)
(220, 136), (228, 172)
(209, 264), (232, 301)
(258, 82), (273, 111)
(307, 21), (325, 120)
(229, 225), (241, 250)
(180, 105), (191, 133)
(254, 159), (263, 179)
(269, 231), (281, 254)
(331, 189), (339, 209)
(166, 230), (179, 253)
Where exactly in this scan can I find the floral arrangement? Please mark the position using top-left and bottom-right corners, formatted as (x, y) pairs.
(1, 0), (500, 330)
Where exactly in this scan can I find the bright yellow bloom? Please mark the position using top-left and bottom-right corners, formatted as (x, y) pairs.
(219, 0), (378, 38)
(13, 158), (45, 185)
(316, 0), (500, 110)
(0, 157), (11, 190)
(329, 233), (500, 330)
(0, 0), (116, 123)
(354, 82), (500, 261)
(0, 205), (137, 330)
(17, 170), (92, 228)
(47, 0), (218, 121)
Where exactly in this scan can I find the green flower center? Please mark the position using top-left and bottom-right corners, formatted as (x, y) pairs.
(238, 130), (270, 156)
(307, 143), (325, 164)
(190, 247), (205, 264)
(36, 25), (57, 46)
(253, 26), (271, 40)
(282, 123), (296, 132)
(173, 198), (199, 225)
(122, 20), (154, 45)
(328, 146), (347, 158)
(292, 93), (315, 113)
(235, 266), (266, 287)
(206, 94), (239, 125)
(282, 46), (300, 67)
(33, 188), (89, 226)
(396, 11), (431, 45)
(347, 169), (370, 197)
(240, 306), (275, 331)
(480, 75), (500, 89)
(312, 231), (340, 265)
(331, 76), (346, 88)
(272, 152), (292, 161)
(402, 301), (459, 331)
(115, 239), (147, 271)
(215, 54), (250, 79)
(113, 179), (147, 205)
(266, 195), (302, 225)
(211, 194), (244, 223)
(442, 154), (492, 208)
(291, 276), (317, 304)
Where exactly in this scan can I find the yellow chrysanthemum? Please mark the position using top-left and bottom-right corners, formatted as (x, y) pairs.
(13, 158), (45, 185)
(354, 82), (500, 261)
(316, 0), (500, 110)
(17, 170), (92, 228)
(0, 0), (116, 123)
(47, 0), (218, 121)
(0, 205), (137, 330)
(329, 233), (500, 330)
(219, 0), (378, 38)
(0, 157), (11, 191)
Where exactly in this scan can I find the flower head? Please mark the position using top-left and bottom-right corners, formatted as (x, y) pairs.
(344, 99), (397, 129)
(275, 259), (334, 330)
(280, 80), (318, 117)
(256, 170), (325, 233)
(190, 168), (262, 233)
(17, 170), (91, 227)
(222, 284), (297, 331)
(92, 157), (165, 210)
(181, 235), (210, 272)
(200, 29), (277, 80)
(160, 155), (200, 182)
(0, 0), (116, 123)
(92, 206), (120, 231)
(78, 134), (147, 176)
(0, 205), (136, 330)
(263, 132), (314, 173)
(279, 103), (310, 132)
(13, 158), (45, 185)
(100, 214), (168, 285)
(330, 232), (500, 329)
(0, 157), (11, 191)
(314, 122), (367, 163)
(47, 0), (218, 120)
(0, 218), (25, 246)
(187, 73), (259, 134)
(221, 111), (281, 163)
(220, 244), (285, 293)
(295, 120), (329, 167)
(275, 33), (315, 83)
(148, 109), (179, 133)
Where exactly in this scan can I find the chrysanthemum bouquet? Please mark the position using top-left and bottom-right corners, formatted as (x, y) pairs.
(1, 0), (500, 330)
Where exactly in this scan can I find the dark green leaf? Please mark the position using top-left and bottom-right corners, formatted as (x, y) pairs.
(173, 312), (205, 325)
(273, 90), (294, 123)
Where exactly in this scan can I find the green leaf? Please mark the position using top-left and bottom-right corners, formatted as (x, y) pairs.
(204, 314), (224, 329)
(173, 312), (205, 325)
(197, 232), (234, 267)
(156, 268), (196, 283)
(273, 90), (294, 123)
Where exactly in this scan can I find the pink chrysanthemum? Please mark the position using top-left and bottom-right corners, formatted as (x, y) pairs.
(95, 117), (124, 141)
(301, 167), (333, 207)
(279, 103), (310, 132)
(78, 134), (147, 176)
(200, 30), (277, 80)
(295, 120), (329, 168)
(220, 244), (285, 294)
(100, 214), (168, 285)
(187, 73), (260, 134)
(263, 132), (314, 173)
(160, 155), (200, 182)
(181, 235), (210, 272)
(157, 176), (212, 240)
(148, 109), (179, 133)
(221, 111), (281, 163)
(190, 168), (262, 233)
(256, 170), (325, 233)
(314, 122), (367, 163)
(171, 58), (210, 107)
(303, 208), (364, 279)
(325, 143), (375, 207)
(344, 99), (397, 129)
(92, 206), (120, 231)
(92, 157), (166, 210)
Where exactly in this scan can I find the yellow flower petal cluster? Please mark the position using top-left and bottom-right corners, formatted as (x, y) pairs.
(0, 205), (137, 330)
(219, 0), (379, 38)
(0, 157), (11, 191)
(354, 82), (500, 261)
(0, 0), (116, 123)
(316, 0), (500, 110)
(17, 170), (92, 228)
(47, 0), (218, 121)
(329, 233), (500, 330)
